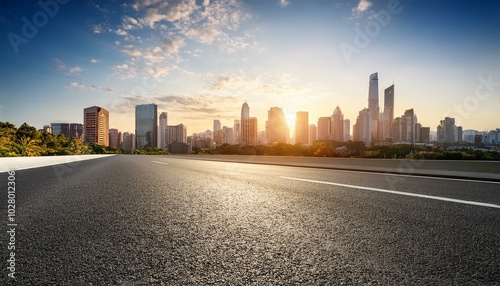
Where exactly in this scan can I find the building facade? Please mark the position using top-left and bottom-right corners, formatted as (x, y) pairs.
(135, 104), (158, 149)
(295, 111), (309, 145)
(159, 112), (168, 149)
(331, 106), (344, 142)
(266, 107), (288, 144)
(83, 106), (109, 146)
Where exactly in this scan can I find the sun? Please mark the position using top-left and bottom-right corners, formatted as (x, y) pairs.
(286, 113), (296, 128)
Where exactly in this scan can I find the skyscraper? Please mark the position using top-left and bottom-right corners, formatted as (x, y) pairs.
(241, 102), (257, 146)
(438, 117), (456, 143)
(368, 73), (379, 141)
(295, 111), (309, 145)
(159, 112), (168, 149)
(84, 106), (109, 146)
(109, 128), (122, 149)
(383, 85), (394, 140)
(331, 106), (344, 142)
(213, 119), (221, 132)
(135, 104), (158, 149)
(234, 120), (241, 144)
(242, 117), (258, 145)
(266, 107), (288, 144)
(343, 119), (350, 142)
(309, 124), (317, 145)
(401, 108), (417, 143)
(353, 108), (372, 146)
(166, 124), (187, 145)
(317, 117), (331, 141)
(121, 132), (136, 152)
(241, 102), (249, 119)
(368, 73), (379, 120)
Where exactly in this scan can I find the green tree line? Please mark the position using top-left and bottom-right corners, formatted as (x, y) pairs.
(0, 122), (91, 156)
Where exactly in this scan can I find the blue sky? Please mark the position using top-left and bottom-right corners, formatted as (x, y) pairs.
(1, 0), (499, 135)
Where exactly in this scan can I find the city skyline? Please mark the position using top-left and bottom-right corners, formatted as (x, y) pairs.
(1, 1), (500, 134)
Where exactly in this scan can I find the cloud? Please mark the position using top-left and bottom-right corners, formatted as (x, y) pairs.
(91, 85), (115, 93)
(110, 0), (252, 80)
(161, 36), (185, 53)
(352, 0), (372, 18)
(109, 93), (240, 116)
(279, 0), (290, 7)
(52, 59), (82, 74)
(355, 0), (372, 12)
(69, 82), (85, 89)
(67, 66), (82, 74)
(93, 24), (104, 34)
(68, 82), (115, 93)
(209, 75), (246, 90)
(116, 28), (128, 36)
(90, 59), (101, 63)
(122, 15), (143, 30)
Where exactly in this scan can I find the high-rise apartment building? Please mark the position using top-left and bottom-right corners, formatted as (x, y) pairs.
(224, 126), (235, 145)
(266, 107), (288, 144)
(166, 124), (187, 145)
(242, 117), (258, 145)
(84, 106), (109, 146)
(234, 120), (241, 144)
(343, 119), (350, 142)
(331, 106), (344, 142)
(401, 109), (417, 143)
(159, 112), (168, 149)
(353, 108), (372, 146)
(420, 127), (430, 143)
(295, 111), (309, 145)
(309, 124), (317, 145)
(135, 104), (158, 149)
(213, 119), (222, 132)
(439, 117), (453, 143)
(241, 102), (258, 146)
(109, 128), (122, 149)
(121, 132), (136, 152)
(317, 117), (331, 141)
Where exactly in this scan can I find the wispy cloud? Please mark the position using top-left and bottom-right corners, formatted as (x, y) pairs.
(52, 59), (82, 74)
(207, 71), (306, 98)
(90, 59), (101, 63)
(109, 93), (240, 117)
(68, 82), (115, 93)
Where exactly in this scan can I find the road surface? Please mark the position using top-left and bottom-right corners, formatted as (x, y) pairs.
(1, 155), (499, 285)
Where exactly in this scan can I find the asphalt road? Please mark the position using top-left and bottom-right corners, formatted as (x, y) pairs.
(1, 155), (499, 285)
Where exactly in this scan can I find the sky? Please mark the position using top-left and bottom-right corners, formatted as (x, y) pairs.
(1, 0), (500, 136)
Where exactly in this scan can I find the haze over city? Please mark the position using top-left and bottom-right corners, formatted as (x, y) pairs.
(1, 0), (500, 134)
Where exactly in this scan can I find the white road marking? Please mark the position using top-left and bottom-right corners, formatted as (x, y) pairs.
(151, 161), (169, 165)
(281, 176), (500, 209)
(321, 168), (500, 185)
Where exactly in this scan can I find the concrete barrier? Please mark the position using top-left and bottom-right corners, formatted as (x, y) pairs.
(171, 155), (500, 181)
